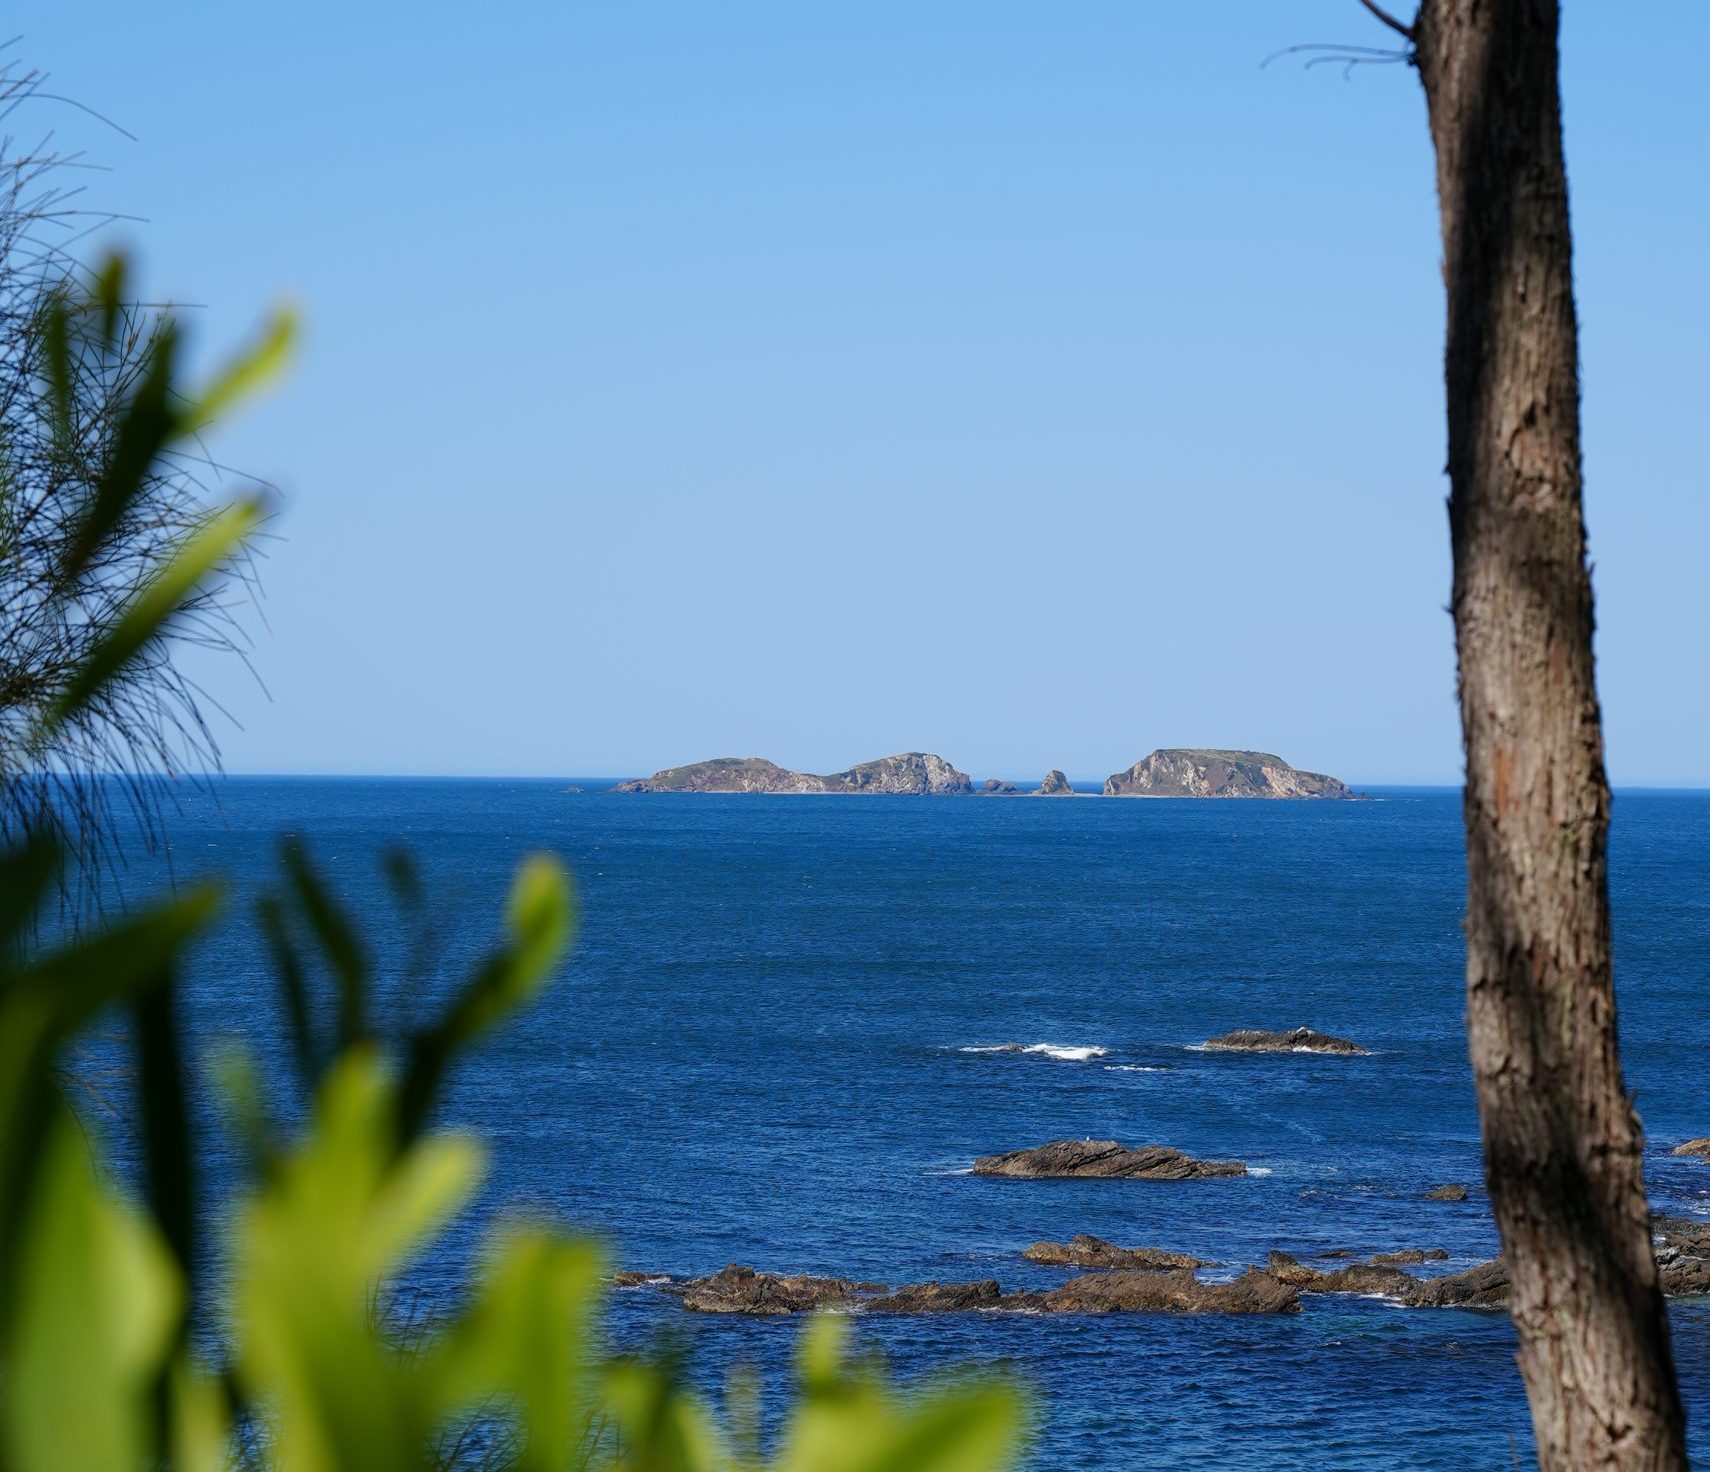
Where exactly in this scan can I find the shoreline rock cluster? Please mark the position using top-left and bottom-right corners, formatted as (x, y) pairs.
(619, 1216), (1710, 1319)
(613, 748), (1358, 799)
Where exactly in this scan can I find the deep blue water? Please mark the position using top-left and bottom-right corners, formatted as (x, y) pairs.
(122, 782), (1710, 1468)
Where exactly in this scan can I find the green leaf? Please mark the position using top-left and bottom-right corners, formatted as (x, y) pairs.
(2, 1113), (183, 1472)
(433, 1230), (605, 1472)
(183, 307), (298, 432)
(397, 855), (574, 1145)
(280, 837), (369, 1052)
(38, 495), (265, 741)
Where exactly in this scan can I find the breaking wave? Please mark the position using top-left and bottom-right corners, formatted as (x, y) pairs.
(957, 1042), (1109, 1062)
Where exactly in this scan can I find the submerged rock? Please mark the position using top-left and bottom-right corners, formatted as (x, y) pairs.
(676, 1264), (865, 1316)
(1425, 1183), (1469, 1202)
(981, 778), (1020, 794)
(1201, 1027), (1367, 1056)
(1672, 1138), (1710, 1162)
(1035, 769), (1074, 795)
(1022, 1235), (1213, 1270)
(1103, 748), (1355, 799)
(973, 1139), (1246, 1181)
(1368, 1248), (1449, 1266)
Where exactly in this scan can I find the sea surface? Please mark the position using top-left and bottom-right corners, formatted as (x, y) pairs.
(110, 781), (1710, 1469)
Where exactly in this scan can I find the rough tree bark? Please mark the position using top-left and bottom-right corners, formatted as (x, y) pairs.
(1374, 0), (1689, 1466)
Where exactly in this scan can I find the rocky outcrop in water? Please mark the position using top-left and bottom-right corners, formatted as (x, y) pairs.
(981, 778), (1020, 794)
(1035, 769), (1074, 795)
(1672, 1139), (1710, 1162)
(1022, 1235), (1213, 1270)
(973, 1139), (1246, 1181)
(1103, 749), (1355, 799)
(621, 1218), (1710, 1320)
(1425, 1184), (1469, 1202)
(674, 1265), (869, 1315)
(1201, 1027), (1367, 1056)
(613, 752), (973, 795)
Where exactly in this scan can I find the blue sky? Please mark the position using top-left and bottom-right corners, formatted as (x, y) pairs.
(15, 3), (1707, 783)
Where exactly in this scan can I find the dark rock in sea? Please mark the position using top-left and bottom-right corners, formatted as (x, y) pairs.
(1035, 769), (1074, 796)
(1265, 1252), (1316, 1287)
(1028, 1267), (1298, 1315)
(1425, 1183), (1469, 1202)
(1201, 1026), (1367, 1056)
(1656, 1215), (1710, 1256)
(1271, 1250), (1508, 1307)
(1103, 748), (1356, 799)
(981, 778), (1020, 794)
(1672, 1138), (1710, 1162)
(1369, 1248), (1449, 1266)
(865, 1279), (1004, 1314)
(1408, 1261), (1511, 1308)
(973, 1138), (1246, 1181)
(1654, 1216), (1710, 1297)
(1023, 1234), (1213, 1270)
(614, 752), (973, 795)
(676, 1264), (865, 1315)
(612, 1270), (673, 1287)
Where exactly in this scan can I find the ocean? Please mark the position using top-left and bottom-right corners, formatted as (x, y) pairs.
(125, 780), (1709, 1469)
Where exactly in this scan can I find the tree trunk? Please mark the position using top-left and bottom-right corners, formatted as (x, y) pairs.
(1409, 2), (1687, 1466)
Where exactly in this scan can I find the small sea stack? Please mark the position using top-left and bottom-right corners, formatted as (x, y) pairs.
(1035, 769), (1074, 795)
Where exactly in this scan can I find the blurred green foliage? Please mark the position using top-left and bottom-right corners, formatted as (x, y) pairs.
(0, 260), (1028, 1472)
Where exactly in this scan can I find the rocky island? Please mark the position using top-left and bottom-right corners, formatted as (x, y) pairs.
(612, 752), (972, 795)
(1035, 769), (1074, 795)
(973, 1138), (1246, 1181)
(1104, 749), (1356, 799)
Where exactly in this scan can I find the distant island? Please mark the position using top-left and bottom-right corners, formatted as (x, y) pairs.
(612, 748), (1358, 798)
(612, 752), (973, 795)
(1103, 749), (1354, 800)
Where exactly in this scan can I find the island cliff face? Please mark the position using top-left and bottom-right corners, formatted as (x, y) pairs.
(1103, 749), (1354, 800)
(613, 752), (972, 795)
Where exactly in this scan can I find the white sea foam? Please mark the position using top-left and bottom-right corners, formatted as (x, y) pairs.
(957, 1042), (1108, 1062)
(1249, 1167), (1274, 1177)
(1103, 1064), (1168, 1074)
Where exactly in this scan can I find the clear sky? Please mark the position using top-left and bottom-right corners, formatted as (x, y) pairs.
(13, 3), (1706, 784)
